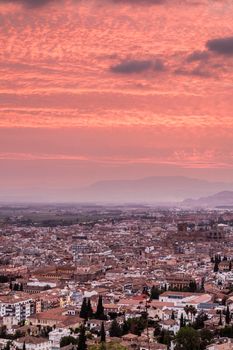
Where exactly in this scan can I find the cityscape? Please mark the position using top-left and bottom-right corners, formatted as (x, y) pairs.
(0, 204), (233, 350)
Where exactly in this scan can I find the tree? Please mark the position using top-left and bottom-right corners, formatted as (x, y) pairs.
(95, 296), (105, 320)
(0, 326), (7, 338)
(80, 298), (88, 319)
(219, 325), (233, 338)
(109, 319), (122, 338)
(193, 312), (208, 329)
(200, 278), (205, 292)
(89, 343), (127, 350)
(219, 311), (223, 326)
(60, 336), (77, 348)
(189, 281), (197, 293)
(153, 322), (161, 337)
(214, 261), (219, 273)
(13, 283), (19, 291)
(175, 326), (200, 350)
(158, 330), (172, 346)
(100, 322), (106, 343)
(189, 306), (197, 323)
(150, 286), (160, 300)
(229, 261), (232, 271)
(22, 342), (26, 350)
(171, 311), (175, 320)
(180, 313), (184, 328)
(199, 329), (214, 350)
(226, 306), (231, 325)
(78, 325), (87, 350)
(87, 299), (93, 319)
(121, 320), (129, 335)
(4, 341), (11, 350)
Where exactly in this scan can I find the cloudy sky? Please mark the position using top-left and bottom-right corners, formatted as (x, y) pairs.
(0, 0), (233, 200)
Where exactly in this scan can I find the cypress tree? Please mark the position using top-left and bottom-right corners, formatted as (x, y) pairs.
(214, 261), (219, 273)
(87, 299), (93, 318)
(180, 313), (184, 328)
(219, 311), (223, 326)
(150, 285), (160, 300)
(77, 325), (86, 350)
(226, 306), (231, 325)
(80, 298), (88, 319)
(95, 296), (105, 320)
(100, 322), (106, 342)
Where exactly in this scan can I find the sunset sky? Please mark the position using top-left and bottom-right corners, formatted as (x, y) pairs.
(0, 0), (233, 201)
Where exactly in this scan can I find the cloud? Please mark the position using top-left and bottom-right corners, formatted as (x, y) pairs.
(186, 50), (209, 62)
(0, 0), (56, 8)
(110, 59), (165, 74)
(206, 36), (233, 56)
(109, 0), (166, 4)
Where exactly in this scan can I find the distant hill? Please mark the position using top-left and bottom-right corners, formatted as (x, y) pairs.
(76, 176), (233, 204)
(1, 176), (233, 204)
(182, 191), (233, 208)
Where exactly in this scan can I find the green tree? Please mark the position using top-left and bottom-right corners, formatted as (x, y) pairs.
(219, 325), (233, 338)
(226, 306), (231, 325)
(150, 285), (160, 300)
(219, 311), (223, 326)
(127, 317), (147, 336)
(158, 330), (172, 346)
(109, 319), (122, 338)
(199, 329), (214, 350)
(121, 320), (129, 335)
(80, 298), (88, 319)
(89, 342), (127, 350)
(87, 299), (93, 319)
(78, 325), (87, 350)
(193, 312), (208, 329)
(175, 327), (200, 350)
(60, 336), (77, 347)
(153, 322), (161, 337)
(95, 296), (105, 320)
(100, 322), (106, 343)
(214, 261), (219, 273)
(189, 281), (197, 292)
(180, 313), (184, 328)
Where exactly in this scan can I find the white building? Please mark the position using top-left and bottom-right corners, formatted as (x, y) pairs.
(49, 328), (71, 350)
(14, 337), (50, 350)
(0, 297), (34, 322)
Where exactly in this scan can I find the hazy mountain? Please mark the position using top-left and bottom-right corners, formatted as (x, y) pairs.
(182, 191), (233, 208)
(1, 176), (233, 203)
(76, 176), (233, 203)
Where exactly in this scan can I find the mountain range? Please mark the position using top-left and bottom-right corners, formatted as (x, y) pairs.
(1, 176), (233, 204)
(182, 191), (233, 208)
(77, 176), (233, 204)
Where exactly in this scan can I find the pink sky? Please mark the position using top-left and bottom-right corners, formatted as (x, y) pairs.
(0, 0), (233, 200)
